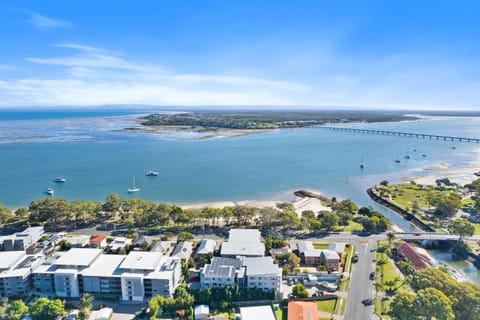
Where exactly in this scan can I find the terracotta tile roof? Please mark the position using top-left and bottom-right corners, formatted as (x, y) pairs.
(288, 301), (319, 320)
(90, 235), (107, 244)
(395, 242), (431, 270)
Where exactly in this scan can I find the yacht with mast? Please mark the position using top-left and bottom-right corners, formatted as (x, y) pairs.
(128, 176), (140, 193)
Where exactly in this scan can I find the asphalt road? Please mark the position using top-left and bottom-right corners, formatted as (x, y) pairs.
(343, 239), (377, 320)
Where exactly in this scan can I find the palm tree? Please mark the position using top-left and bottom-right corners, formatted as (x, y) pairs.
(78, 293), (94, 319)
(386, 232), (396, 248)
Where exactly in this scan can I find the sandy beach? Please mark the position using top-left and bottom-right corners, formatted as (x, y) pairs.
(122, 120), (274, 140)
(401, 160), (480, 186)
(180, 192), (331, 218)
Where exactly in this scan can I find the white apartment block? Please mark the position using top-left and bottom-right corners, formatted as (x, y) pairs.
(220, 229), (265, 257)
(200, 256), (282, 295)
(32, 248), (182, 301)
(0, 226), (44, 251)
(0, 251), (44, 298)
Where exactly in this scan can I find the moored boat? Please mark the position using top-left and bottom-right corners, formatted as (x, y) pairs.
(128, 176), (140, 193)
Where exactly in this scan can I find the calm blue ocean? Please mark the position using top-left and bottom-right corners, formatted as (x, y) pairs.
(1, 111), (480, 233)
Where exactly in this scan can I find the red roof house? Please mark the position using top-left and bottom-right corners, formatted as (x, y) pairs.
(395, 242), (432, 270)
(288, 301), (319, 320)
(90, 235), (107, 248)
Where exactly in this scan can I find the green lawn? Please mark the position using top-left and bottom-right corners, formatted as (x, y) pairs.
(376, 183), (459, 212)
(317, 299), (337, 313)
(275, 306), (286, 320)
(334, 220), (363, 232)
(313, 243), (329, 249)
(474, 224), (480, 235)
(376, 249), (402, 291)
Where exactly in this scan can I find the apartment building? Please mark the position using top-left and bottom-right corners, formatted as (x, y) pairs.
(0, 226), (44, 251)
(0, 251), (44, 297)
(220, 229), (265, 258)
(200, 256), (282, 295)
(32, 248), (182, 301)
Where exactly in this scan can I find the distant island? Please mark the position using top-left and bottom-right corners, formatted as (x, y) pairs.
(139, 111), (418, 130)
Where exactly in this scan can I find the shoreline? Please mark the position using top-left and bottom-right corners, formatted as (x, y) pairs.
(179, 189), (332, 218)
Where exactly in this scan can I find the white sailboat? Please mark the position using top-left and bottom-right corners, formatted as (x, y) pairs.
(128, 176), (140, 193)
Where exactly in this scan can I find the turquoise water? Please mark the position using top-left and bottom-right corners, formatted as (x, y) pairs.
(1, 110), (480, 283)
(1, 112), (480, 234)
(428, 250), (480, 285)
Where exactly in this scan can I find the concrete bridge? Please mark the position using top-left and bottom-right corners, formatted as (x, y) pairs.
(394, 232), (480, 241)
(313, 126), (480, 143)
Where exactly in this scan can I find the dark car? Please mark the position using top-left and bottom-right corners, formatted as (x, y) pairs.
(369, 272), (376, 280)
(362, 298), (374, 306)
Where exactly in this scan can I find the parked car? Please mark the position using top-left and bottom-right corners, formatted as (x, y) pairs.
(369, 272), (376, 280)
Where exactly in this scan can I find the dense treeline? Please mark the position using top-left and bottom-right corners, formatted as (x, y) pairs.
(0, 195), (389, 233)
(141, 111), (417, 129)
(389, 268), (480, 320)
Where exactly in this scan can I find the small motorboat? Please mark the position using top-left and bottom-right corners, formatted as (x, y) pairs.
(145, 170), (159, 176)
(47, 188), (54, 195)
(54, 177), (66, 183)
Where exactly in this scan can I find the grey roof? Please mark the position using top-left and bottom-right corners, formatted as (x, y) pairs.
(296, 241), (314, 253)
(228, 229), (261, 242)
(321, 249), (341, 260)
(303, 249), (322, 257)
(0, 251), (26, 270)
(151, 241), (172, 253)
(203, 257), (242, 278)
(172, 241), (193, 259)
(119, 251), (163, 271)
(54, 248), (102, 267)
(134, 236), (153, 246)
(221, 229), (265, 257)
(328, 242), (346, 253)
(196, 239), (216, 255)
(241, 257), (282, 276)
(81, 254), (125, 277)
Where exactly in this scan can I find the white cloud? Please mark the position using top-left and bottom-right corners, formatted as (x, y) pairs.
(0, 65), (11, 70)
(24, 11), (71, 30)
(0, 43), (309, 107)
(1, 43), (480, 110)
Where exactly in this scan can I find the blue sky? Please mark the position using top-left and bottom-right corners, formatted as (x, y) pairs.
(0, 1), (479, 109)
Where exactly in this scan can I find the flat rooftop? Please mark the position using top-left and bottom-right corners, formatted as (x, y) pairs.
(0, 251), (26, 270)
(119, 251), (163, 271)
(54, 248), (102, 267)
(240, 306), (276, 320)
(242, 257), (281, 276)
(82, 254), (125, 277)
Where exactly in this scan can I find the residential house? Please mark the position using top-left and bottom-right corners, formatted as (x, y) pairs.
(328, 242), (346, 258)
(89, 235), (107, 249)
(65, 235), (90, 248)
(239, 306), (276, 320)
(172, 241), (194, 261)
(287, 301), (319, 320)
(394, 242), (432, 270)
(194, 305), (210, 320)
(151, 241), (173, 254)
(109, 237), (132, 253)
(196, 239), (216, 257)
(320, 250), (341, 271)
